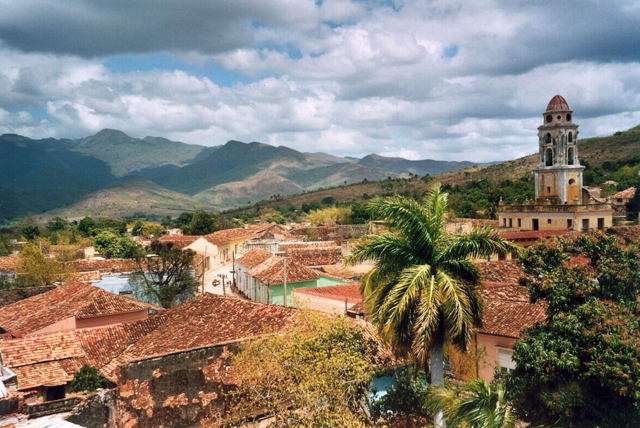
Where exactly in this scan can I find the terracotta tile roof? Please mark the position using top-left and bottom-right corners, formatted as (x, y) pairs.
(610, 187), (636, 200)
(477, 260), (528, 285)
(65, 258), (138, 273)
(294, 283), (362, 304)
(249, 255), (319, 285)
(0, 282), (162, 337)
(236, 249), (273, 269)
(109, 294), (298, 366)
(546, 94), (571, 112)
(608, 225), (640, 244)
(0, 286), (55, 308)
(0, 256), (17, 274)
(478, 283), (546, 338)
(315, 263), (374, 280)
(0, 319), (161, 390)
(204, 227), (257, 246)
(0, 295), (298, 390)
(500, 229), (571, 241)
(157, 235), (199, 249)
(285, 246), (342, 266)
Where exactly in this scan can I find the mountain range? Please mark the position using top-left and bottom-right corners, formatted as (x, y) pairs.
(0, 129), (485, 221)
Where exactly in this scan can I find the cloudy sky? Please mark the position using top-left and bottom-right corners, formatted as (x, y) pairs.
(1, 0), (640, 162)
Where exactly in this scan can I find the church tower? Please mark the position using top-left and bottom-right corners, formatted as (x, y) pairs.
(497, 95), (614, 233)
(534, 95), (583, 204)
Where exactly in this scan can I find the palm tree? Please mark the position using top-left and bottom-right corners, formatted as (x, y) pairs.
(427, 379), (517, 428)
(349, 184), (517, 426)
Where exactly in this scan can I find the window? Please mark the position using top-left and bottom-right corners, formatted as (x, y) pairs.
(545, 148), (553, 166)
(568, 178), (575, 185)
(547, 219), (552, 224)
(546, 114), (552, 123)
(582, 218), (590, 231)
(544, 133), (551, 144)
(532, 219), (539, 230)
(568, 131), (573, 142)
(508, 218), (513, 228)
(497, 347), (516, 370)
(546, 186), (551, 193)
(517, 218), (522, 227)
(557, 115), (561, 120)
(503, 218), (507, 227)
(598, 218), (605, 230)
(567, 219), (573, 229)
(566, 113), (572, 121)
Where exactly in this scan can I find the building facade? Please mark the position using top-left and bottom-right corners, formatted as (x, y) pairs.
(498, 95), (613, 232)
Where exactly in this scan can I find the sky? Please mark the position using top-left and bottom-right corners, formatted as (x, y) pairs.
(1, 0), (640, 162)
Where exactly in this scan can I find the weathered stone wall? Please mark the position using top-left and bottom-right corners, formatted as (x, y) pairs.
(115, 344), (240, 428)
(67, 390), (117, 428)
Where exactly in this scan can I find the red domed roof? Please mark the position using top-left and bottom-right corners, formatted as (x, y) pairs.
(546, 95), (571, 112)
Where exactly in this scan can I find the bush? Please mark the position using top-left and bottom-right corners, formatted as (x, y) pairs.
(71, 365), (108, 393)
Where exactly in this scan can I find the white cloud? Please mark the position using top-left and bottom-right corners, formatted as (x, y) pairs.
(0, 1), (640, 163)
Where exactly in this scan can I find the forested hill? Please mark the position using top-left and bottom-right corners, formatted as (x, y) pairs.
(1, 129), (481, 222)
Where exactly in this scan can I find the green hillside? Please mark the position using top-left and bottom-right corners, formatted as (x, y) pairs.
(67, 129), (207, 177)
(38, 179), (207, 221)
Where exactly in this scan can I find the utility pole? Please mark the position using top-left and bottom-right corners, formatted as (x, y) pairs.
(283, 256), (288, 307)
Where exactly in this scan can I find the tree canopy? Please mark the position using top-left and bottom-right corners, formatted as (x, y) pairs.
(508, 234), (640, 427)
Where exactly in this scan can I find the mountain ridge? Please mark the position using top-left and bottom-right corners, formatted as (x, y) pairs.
(1, 128), (495, 221)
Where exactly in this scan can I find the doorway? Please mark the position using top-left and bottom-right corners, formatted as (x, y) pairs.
(532, 219), (539, 231)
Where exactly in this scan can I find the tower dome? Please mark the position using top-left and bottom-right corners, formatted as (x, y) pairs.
(546, 95), (571, 112)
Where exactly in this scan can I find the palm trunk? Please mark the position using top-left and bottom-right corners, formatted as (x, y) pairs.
(429, 342), (446, 427)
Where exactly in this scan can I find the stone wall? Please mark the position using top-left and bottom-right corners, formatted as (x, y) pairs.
(67, 390), (117, 428)
(114, 343), (241, 428)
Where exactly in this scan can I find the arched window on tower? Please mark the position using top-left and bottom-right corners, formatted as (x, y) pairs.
(544, 133), (551, 144)
(568, 147), (574, 165)
(568, 132), (573, 142)
(545, 148), (553, 166)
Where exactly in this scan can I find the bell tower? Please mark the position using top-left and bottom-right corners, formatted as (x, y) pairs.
(534, 95), (583, 204)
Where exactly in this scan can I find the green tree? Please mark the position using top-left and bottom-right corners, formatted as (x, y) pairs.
(507, 234), (640, 427)
(371, 367), (430, 426)
(46, 217), (68, 232)
(17, 242), (74, 286)
(182, 210), (217, 235)
(131, 220), (166, 238)
(229, 315), (380, 427)
(70, 365), (109, 393)
(78, 216), (96, 236)
(21, 224), (41, 240)
(129, 241), (199, 308)
(94, 231), (137, 259)
(427, 379), (517, 428)
(174, 212), (193, 228)
(349, 184), (516, 426)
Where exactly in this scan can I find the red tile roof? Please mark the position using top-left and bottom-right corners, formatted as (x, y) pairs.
(608, 225), (640, 244)
(500, 229), (571, 241)
(477, 260), (528, 285)
(205, 228), (257, 246)
(294, 283), (362, 304)
(0, 256), (17, 274)
(249, 255), (319, 285)
(0, 282), (162, 337)
(478, 283), (546, 338)
(0, 294), (298, 390)
(65, 258), (138, 273)
(285, 246), (342, 266)
(0, 319), (161, 390)
(104, 294), (299, 370)
(157, 235), (199, 249)
(610, 187), (636, 200)
(546, 94), (571, 112)
(236, 249), (274, 270)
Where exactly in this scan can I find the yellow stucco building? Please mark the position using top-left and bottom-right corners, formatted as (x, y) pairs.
(498, 95), (613, 232)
